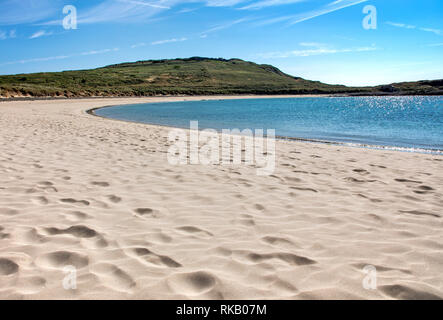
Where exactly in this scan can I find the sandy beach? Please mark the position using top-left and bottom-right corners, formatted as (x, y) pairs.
(0, 96), (442, 300)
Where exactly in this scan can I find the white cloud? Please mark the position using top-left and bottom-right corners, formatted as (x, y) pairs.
(81, 48), (120, 55)
(419, 27), (442, 36)
(151, 37), (187, 45)
(257, 0), (368, 26)
(2, 0), (371, 30)
(41, 0), (249, 26)
(0, 0), (63, 25)
(201, 17), (251, 36)
(29, 30), (53, 39)
(289, 0), (368, 25)
(386, 22), (416, 29)
(257, 44), (377, 58)
(117, 0), (171, 9)
(204, 0), (248, 7)
(0, 47), (120, 66)
(387, 22), (443, 36)
(131, 42), (147, 48)
(299, 42), (325, 47)
(240, 0), (305, 10)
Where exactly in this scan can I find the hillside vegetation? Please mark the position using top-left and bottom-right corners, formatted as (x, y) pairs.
(0, 57), (441, 98)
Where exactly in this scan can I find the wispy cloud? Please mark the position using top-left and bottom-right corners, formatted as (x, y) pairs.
(239, 0), (305, 10)
(0, 0), (63, 25)
(427, 43), (443, 47)
(204, 0), (248, 7)
(0, 29), (17, 40)
(118, 0), (171, 9)
(2, 0), (369, 30)
(420, 27), (442, 36)
(386, 22), (416, 29)
(0, 47), (120, 66)
(131, 42), (147, 48)
(256, 0), (368, 26)
(29, 30), (53, 39)
(299, 42), (326, 47)
(386, 22), (442, 36)
(201, 17), (251, 36)
(41, 0), (249, 26)
(151, 37), (188, 45)
(81, 48), (120, 55)
(41, 0), (169, 25)
(257, 43), (377, 58)
(289, 0), (368, 25)
(131, 36), (188, 48)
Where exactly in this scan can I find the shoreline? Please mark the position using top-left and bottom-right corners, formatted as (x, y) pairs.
(86, 97), (443, 156)
(0, 94), (336, 102)
(0, 96), (442, 300)
(2, 93), (443, 103)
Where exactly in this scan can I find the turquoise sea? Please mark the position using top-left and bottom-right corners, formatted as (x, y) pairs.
(95, 96), (443, 153)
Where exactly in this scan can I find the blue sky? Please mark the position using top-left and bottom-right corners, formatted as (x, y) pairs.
(0, 0), (442, 86)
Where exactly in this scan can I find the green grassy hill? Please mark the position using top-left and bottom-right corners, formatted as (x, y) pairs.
(0, 57), (441, 98)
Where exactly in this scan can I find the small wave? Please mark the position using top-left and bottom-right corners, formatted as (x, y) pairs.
(278, 136), (443, 155)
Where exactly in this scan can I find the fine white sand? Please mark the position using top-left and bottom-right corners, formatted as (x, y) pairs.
(0, 96), (442, 300)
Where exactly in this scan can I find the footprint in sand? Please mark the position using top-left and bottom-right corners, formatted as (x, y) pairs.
(149, 231), (173, 244)
(92, 263), (136, 291)
(261, 236), (295, 247)
(107, 195), (122, 203)
(356, 193), (383, 203)
(44, 225), (108, 247)
(37, 181), (53, 186)
(64, 211), (90, 221)
(32, 196), (49, 205)
(413, 185), (434, 194)
(0, 226), (10, 240)
(37, 181), (58, 193)
(254, 204), (266, 211)
(236, 214), (256, 226)
(0, 258), (19, 275)
(352, 263), (412, 275)
(290, 186), (318, 193)
(91, 181), (110, 187)
(24, 228), (47, 243)
(399, 210), (440, 218)
(176, 226), (213, 238)
(395, 178), (422, 184)
(0, 208), (19, 216)
(167, 271), (218, 296)
(44, 225), (98, 238)
(60, 198), (90, 206)
(345, 177), (369, 183)
(353, 168), (369, 174)
(235, 250), (316, 266)
(134, 208), (160, 218)
(131, 247), (182, 268)
(16, 276), (47, 295)
(37, 251), (89, 269)
(379, 284), (442, 300)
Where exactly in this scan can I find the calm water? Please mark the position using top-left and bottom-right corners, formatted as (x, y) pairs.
(96, 96), (443, 153)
